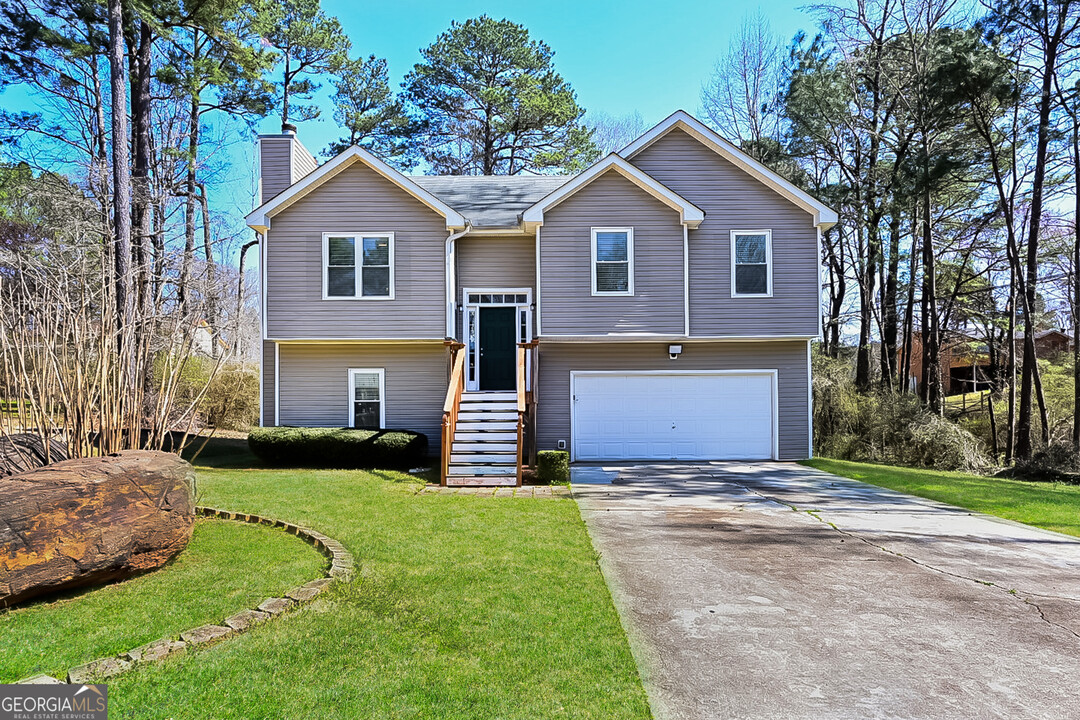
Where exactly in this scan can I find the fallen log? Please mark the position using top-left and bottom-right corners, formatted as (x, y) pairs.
(0, 433), (68, 476)
(0, 450), (195, 607)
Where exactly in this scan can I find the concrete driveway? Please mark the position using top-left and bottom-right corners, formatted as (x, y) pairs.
(573, 463), (1080, 720)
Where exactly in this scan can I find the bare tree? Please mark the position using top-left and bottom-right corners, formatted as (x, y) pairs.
(584, 110), (648, 155)
(701, 10), (785, 157)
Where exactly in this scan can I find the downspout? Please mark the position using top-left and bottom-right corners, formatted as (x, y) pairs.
(683, 223), (690, 337)
(446, 226), (471, 338)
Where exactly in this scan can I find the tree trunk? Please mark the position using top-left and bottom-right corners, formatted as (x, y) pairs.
(855, 221), (878, 391)
(881, 211), (901, 391)
(107, 0), (132, 326)
(901, 211), (919, 394)
(130, 20), (153, 319)
(922, 187), (942, 415)
(198, 184), (218, 356)
(1017, 28), (1061, 461)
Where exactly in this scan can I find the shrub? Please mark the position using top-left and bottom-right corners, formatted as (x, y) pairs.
(813, 350), (993, 474)
(537, 450), (570, 485)
(1011, 442), (1080, 483)
(200, 365), (259, 430)
(247, 427), (428, 469)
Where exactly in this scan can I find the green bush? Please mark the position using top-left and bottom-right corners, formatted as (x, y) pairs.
(247, 427), (428, 469)
(537, 450), (570, 485)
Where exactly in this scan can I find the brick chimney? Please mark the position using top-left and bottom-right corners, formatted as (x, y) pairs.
(258, 123), (318, 203)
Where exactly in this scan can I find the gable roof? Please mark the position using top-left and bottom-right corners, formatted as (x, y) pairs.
(245, 145), (467, 233)
(411, 175), (568, 229)
(521, 154), (705, 229)
(620, 110), (838, 230)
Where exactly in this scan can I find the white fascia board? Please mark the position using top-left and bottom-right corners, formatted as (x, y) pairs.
(245, 145), (467, 232)
(521, 154), (704, 229)
(620, 111), (839, 230)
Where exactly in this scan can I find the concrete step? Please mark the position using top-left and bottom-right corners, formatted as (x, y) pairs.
(454, 420), (517, 431)
(448, 464), (518, 476)
(453, 442), (517, 452)
(449, 452), (517, 464)
(446, 475), (518, 487)
(458, 410), (518, 422)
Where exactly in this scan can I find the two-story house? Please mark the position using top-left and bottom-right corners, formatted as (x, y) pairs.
(246, 110), (837, 485)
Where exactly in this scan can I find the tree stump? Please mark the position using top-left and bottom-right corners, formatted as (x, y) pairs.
(0, 451), (195, 607)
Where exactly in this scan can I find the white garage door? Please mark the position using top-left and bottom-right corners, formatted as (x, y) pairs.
(571, 372), (775, 461)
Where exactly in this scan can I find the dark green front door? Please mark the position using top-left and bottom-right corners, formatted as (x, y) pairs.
(479, 307), (516, 391)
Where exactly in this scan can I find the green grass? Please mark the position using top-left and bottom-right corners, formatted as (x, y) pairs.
(96, 440), (648, 719)
(803, 458), (1080, 537)
(0, 519), (325, 682)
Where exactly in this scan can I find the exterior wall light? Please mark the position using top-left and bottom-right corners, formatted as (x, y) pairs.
(668, 344), (683, 360)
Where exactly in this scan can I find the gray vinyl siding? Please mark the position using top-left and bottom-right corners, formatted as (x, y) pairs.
(261, 340), (276, 426)
(535, 340), (810, 459)
(455, 234), (536, 338)
(260, 137), (293, 203)
(292, 142), (318, 182)
(276, 342), (447, 445)
(265, 161), (448, 340)
(538, 170), (685, 335)
(260, 135), (319, 204)
(630, 128), (820, 337)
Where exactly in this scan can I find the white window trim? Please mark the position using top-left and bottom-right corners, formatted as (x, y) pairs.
(347, 368), (386, 429)
(322, 232), (395, 301)
(591, 227), (634, 297)
(730, 229), (773, 298)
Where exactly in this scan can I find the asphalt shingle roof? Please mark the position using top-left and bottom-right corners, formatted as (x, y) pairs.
(410, 175), (571, 229)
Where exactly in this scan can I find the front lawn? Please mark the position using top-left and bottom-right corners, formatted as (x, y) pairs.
(0, 519), (325, 682)
(803, 458), (1080, 537)
(98, 444), (650, 718)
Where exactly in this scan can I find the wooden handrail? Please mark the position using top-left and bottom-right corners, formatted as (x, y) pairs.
(516, 346), (527, 486)
(441, 348), (466, 486)
(444, 349), (465, 414)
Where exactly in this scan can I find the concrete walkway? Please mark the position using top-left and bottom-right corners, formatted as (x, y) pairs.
(573, 463), (1080, 720)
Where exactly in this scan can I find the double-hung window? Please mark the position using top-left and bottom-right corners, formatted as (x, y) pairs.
(731, 230), (772, 297)
(348, 368), (385, 429)
(591, 227), (634, 296)
(323, 233), (394, 299)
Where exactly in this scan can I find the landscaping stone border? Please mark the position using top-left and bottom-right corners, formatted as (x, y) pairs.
(16, 506), (354, 685)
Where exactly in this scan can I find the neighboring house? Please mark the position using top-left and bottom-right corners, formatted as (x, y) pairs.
(246, 111), (837, 485)
(902, 328), (1074, 396)
(903, 331), (994, 396)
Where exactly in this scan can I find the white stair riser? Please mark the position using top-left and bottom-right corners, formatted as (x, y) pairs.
(453, 442), (517, 452)
(461, 392), (516, 401)
(458, 411), (518, 421)
(448, 465), (517, 475)
(459, 400), (518, 409)
(454, 421), (517, 431)
(450, 453), (517, 464)
(454, 433), (517, 444)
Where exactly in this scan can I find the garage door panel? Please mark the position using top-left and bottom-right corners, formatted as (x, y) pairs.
(572, 372), (774, 461)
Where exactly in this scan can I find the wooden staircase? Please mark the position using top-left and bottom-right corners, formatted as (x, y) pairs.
(441, 342), (535, 487)
(446, 392), (519, 485)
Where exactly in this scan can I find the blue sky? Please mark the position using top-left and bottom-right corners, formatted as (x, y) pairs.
(0, 0), (822, 262)
(266, 0), (820, 153)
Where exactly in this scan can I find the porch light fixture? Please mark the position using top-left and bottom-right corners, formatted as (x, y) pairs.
(668, 344), (682, 360)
